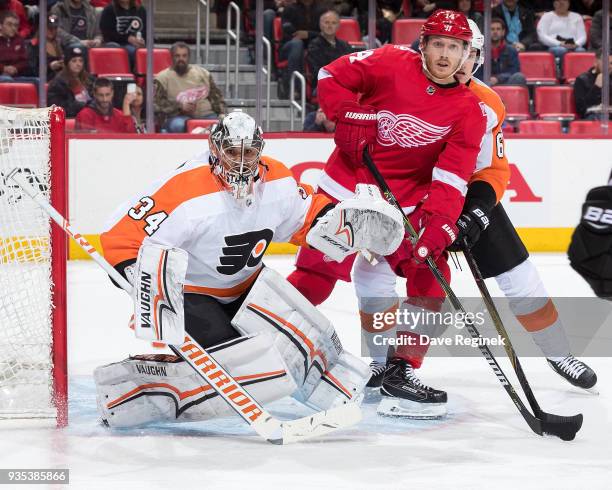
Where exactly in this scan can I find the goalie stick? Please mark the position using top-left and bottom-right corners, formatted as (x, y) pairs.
(361, 149), (582, 441)
(9, 168), (361, 445)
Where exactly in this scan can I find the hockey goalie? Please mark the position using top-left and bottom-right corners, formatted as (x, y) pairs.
(94, 110), (405, 428)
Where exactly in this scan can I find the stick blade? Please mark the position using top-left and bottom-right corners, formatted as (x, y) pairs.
(278, 403), (362, 444)
(540, 412), (583, 441)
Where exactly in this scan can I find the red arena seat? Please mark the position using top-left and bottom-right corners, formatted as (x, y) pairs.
(135, 48), (172, 84)
(392, 19), (425, 45)
(0, 83), (38, 107)
(273, 16), (288, 70)
(569, 120), (609, 135)
(563, 52), (595, 84)
(534, 86), (576, 120)
(336, 18), (365, 49)
(88, 48), (134, 79)
(518, 52), (557, 85)
(492, 85), (531, 120)
(65, 118), (76, 132)
(518, 120), (563, 135)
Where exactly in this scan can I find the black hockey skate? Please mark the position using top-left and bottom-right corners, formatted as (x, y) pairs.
(547, 356), (597, 391)
(364, 360), (386, 403)
(377, 358), (447, 419)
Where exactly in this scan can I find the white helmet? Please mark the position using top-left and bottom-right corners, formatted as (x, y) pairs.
(209, 110), (265, 204)
(467, 19), (484, 75)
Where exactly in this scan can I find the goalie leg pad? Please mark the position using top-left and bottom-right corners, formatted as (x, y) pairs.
(232, 268), (368, 403)
(304, 351), (371, 410)
(94, 332), (296, 428)
(133, 243), (188, 344)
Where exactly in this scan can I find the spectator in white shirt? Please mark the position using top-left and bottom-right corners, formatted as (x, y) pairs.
(537, 0), (586, 62)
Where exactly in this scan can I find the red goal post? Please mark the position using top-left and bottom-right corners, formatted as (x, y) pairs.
(0, 105), (67, 426)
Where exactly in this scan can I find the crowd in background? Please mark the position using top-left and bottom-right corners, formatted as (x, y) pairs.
(0, 0), (610, 133)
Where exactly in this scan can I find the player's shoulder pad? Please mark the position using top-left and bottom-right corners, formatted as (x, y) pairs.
(260, 155), (295, 183)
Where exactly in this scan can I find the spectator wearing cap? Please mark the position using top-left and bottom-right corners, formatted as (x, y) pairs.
(573, 47), (612, 120)
(48, 45), (94, 117)
(0, 0), (30, 39)
(306, 10), (351, 95)
(75, 76), (136, 132)
(489, 17), (527, 86)
(492, 0), (543, 52)
(100, 0), (146, 66)
(0, 10), (32, 81)
(154, 42), (226, 133)
(29, 14), (81, 80)
(50, 0), (103, 48)
(537, 0), (587, 61)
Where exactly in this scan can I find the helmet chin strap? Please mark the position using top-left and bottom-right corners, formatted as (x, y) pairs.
(420, 43), (471, 84)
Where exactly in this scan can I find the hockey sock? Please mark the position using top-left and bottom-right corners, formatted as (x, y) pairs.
(287, 267), (338, 306)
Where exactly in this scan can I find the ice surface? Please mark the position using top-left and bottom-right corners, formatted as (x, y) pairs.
(0, 254), (610, 489)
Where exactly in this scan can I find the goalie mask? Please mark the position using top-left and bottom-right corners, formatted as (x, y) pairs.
(209, 110), (265, 204)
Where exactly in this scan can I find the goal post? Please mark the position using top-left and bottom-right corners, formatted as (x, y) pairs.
(0, 105), (68, 426)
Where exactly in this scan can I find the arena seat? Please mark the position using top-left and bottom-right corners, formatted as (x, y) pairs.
(563, 52), (595, 84)
(135, 48), (172, 86)
(65, 118), (76, 132)
(569, 120), (609, 135)
(585, 18), (592, 48)
(518, 120), (563, 135)
(337, 18), (365, 49)
(492, 85), (531, 120)
(392, 19), (425, 45)
(273, 16), (288, 70)
(88, 48), (134, 79)
(534, 86), (576, 120)
(0, 83), (38, 107)
(518, 52), (557, 85)
(186, 119), (218, 133)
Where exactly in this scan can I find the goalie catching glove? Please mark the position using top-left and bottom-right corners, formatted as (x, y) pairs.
(306, 183), (405, 262)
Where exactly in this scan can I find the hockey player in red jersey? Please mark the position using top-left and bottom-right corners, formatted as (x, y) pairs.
(287, 10), (487, 418)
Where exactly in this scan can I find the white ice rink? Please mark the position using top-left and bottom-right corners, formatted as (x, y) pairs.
(1, 253), (610, 489)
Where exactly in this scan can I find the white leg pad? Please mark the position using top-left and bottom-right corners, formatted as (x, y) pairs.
(94, 332), (297, 428)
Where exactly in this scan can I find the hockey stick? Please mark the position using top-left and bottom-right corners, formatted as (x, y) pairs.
(9, 168), (361, 445)
(361, 149), (582, 440)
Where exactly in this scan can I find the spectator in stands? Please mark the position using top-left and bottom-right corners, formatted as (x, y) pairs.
(571, 0), (601, 19)
(493, 0), (542, 52)
(29, 14), (81, 81)
(489, 17), (527, 86)
(457, 0), (484, 32)
(279, 0), (330, 98)
(533, 0), (555, 18)
(574, 47), (612, 120)
(100, 0), (146, 66)
(264, 0), (293, 44)
(411, 1), (455, 18)
(48, 45), (93, 117)
(537, 0), (586, 61)
(129, 83), (145, 133)
(590, 9), (612, 50)
(304, 107), (336, 132)
(306, 10), (351, 94)
(0, 11), (31, 81)
(51, 0), (103, 48)
(0, 0), (30, 38)
(154, 42), (226, 133)
(75, 76), (136, 132)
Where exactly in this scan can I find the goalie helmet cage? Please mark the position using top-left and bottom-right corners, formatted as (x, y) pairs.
(0, 105), (67, 427)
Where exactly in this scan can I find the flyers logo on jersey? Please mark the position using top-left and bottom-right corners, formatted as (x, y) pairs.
(217, 229), (274, 275)
(377, 110), (451, 148)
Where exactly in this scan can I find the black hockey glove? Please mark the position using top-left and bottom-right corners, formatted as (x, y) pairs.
(447, 181), (497, 252)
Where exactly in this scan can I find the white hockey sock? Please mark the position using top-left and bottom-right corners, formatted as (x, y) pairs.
(495, 259), (570, 358)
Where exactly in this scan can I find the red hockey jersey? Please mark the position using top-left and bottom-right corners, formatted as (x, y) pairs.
(317, 45), (487, 222)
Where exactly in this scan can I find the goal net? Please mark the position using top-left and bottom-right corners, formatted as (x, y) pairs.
(0, 105), (67, 425)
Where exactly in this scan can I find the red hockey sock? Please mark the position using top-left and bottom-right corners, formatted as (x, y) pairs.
(287, 267), (338, 306)
(394, 331), (430, 368)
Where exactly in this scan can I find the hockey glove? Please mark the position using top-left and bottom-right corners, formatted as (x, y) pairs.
(334, 101), (378, 167)
(447, 203), (490, 251)
(410, 210), (458, 263)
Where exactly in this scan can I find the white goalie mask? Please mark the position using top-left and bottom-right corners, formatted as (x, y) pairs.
(209, 110), (265, 204)
(467, 19), (484, 75)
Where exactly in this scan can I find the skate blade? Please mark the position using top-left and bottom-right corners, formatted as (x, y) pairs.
(376, 396), (447, 420)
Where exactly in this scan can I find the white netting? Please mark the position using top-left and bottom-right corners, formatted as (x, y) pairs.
(0, 106), (56, 418)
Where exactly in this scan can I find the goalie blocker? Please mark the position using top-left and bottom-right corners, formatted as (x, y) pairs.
(95, 269), (370, 427)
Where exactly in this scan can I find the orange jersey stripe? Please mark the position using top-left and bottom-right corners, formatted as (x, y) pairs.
(184, 269), (261, 298)
(515, 299), (559, 332)
(289, 184), (332, 246)
(468, 79), (511, 202)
